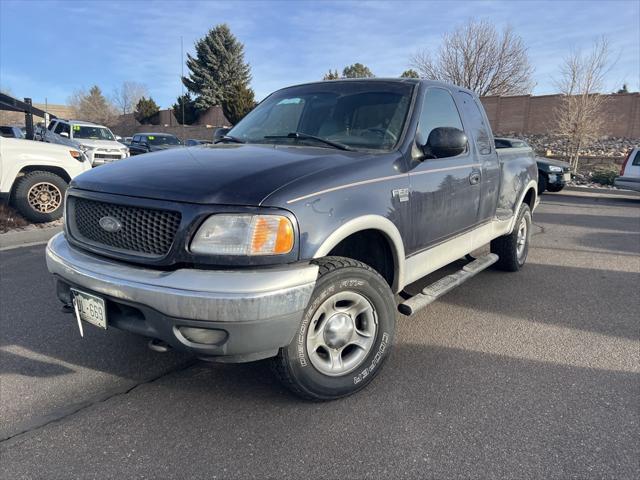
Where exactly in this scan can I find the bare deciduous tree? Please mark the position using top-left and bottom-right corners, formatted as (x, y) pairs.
(554, 37), (611, 171)
(410, 20), (534, 96)
(112, 81), (149, 115)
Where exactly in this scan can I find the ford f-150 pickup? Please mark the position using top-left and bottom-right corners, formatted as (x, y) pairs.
(46, 79), (538, 400)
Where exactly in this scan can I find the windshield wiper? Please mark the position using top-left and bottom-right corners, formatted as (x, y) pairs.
(264, 132), (353, 151)
(214, 135), (245, 144)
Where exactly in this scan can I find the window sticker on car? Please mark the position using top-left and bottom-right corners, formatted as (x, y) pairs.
(73, 125), (81, 131)
(148, 136), (155, 140)
(277, 98), (302, 105)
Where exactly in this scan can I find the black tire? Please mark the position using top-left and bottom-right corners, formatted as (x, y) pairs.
(12, 171), (67, 223)
(546, 184), (564, 193)
(537, 173), (547, 194)
(273, 256), (396, 401)
(490, 203), (532, 272)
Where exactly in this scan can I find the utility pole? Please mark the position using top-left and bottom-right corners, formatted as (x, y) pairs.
(181, 36), (185, 143)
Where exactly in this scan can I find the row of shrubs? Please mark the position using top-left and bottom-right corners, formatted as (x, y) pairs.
(589, 169), (619, 186)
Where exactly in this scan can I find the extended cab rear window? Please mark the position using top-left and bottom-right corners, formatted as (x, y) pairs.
(459, 92), (492, 155)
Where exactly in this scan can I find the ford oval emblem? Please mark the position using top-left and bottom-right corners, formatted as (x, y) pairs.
(99, 216), (122, 233)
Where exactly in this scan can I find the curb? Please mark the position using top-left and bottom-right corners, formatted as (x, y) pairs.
(0, 226), (62, 251)
(564, 185), (640, 197)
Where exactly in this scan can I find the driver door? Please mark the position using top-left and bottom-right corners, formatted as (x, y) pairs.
(406, 87), (481, 255)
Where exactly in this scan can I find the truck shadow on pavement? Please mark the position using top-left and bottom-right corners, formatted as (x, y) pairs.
(4, 343), (635, 479)
(406, 262), (639, 342)
(534, 211), (640, 233)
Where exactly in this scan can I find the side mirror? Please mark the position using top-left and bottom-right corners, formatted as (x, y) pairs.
(60, 132), (69, 138)
(422, 127), (467, 159)
(213, 127), (230, 141)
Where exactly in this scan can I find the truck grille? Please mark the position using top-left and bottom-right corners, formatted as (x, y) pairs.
(94, 153), (122, 160)
(67, 196), (181, 258)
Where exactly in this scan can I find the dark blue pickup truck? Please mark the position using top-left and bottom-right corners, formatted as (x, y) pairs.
(46, 79), (538, 400)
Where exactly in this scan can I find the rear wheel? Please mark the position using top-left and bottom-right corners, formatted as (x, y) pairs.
(491, 203), (531, 272)
(13, 171), (67, 223)
(273, 256), (396, 401)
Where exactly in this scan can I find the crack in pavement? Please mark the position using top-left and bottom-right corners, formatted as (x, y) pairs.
(0, 359), (199, 447)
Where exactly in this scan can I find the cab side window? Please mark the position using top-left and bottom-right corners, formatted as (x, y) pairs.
(47, 120), (57, 131)
(54, 122), (70, 136)
(416, 88), (465, 158)
(459, 92), (492, 155)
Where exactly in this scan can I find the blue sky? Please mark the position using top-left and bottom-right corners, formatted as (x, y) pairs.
(1, 0), (638, 108)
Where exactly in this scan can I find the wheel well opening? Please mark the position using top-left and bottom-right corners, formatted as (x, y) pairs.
(523, 187), (536, 209)
(328, 229), (395, 287)
(18, 166), (71, 184)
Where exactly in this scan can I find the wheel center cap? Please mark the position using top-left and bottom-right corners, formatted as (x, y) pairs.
(323, 313), (354, 349)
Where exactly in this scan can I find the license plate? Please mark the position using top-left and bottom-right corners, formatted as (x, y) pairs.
(71, 289), (107, 333)
(564, 172), (571, 181)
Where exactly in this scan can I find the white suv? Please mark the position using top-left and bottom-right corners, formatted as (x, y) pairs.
(615, 147), (640, 192)
(44, 119), (129, 166)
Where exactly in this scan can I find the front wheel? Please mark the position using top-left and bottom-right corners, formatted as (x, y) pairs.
(273, 257), (396, 401)
(12, 171), (67, 223)
(491, 203), (532, 272)
(546, 184), (565, 193)
(537, 173), (547, 194)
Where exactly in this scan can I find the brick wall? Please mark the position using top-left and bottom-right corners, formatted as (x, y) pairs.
(480, 93), (640, 138)
(0, 103), (75, 126)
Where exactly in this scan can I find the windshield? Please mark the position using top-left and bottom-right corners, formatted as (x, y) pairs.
(147, 135), (182, 145)
(72, 126), (115, 141)
(229, 81), (414, 151)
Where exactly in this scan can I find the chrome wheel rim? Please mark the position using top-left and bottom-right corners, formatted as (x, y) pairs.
(516, 216), (528, 260)
(306, 291), (378, 377)
(27, 182), (62, 213)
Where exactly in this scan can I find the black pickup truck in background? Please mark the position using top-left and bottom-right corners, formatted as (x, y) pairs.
(495, 137), (570, 193)
(47, 79), (538, 400)
(127, 132), (184, 156)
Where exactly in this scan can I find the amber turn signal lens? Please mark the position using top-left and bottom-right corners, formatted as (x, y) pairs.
(249, 215), (294, 255)
(69, 150), (82, 158)
(274, 216), (294, 254)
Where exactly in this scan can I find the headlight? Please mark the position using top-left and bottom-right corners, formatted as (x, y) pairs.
(548, 166), (562, 173)
(191, 214), (294, 256)
(68, 150), (85, 162)
(79, 144), (95, 151)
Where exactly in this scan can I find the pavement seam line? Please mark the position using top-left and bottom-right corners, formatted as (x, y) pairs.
(0, 358), (199, 447)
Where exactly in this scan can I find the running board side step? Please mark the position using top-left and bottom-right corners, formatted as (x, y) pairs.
(398, 253), (498, 316)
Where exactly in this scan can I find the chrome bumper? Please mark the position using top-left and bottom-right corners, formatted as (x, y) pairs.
(46, 233), (318, 322)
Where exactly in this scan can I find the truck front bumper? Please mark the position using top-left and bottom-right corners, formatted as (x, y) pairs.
(46, 233), (318, 362)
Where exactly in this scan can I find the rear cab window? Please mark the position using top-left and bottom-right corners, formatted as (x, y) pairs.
(458, 92), (493, 155)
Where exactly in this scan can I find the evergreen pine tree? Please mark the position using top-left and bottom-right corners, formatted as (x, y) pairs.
(182, 24), (252, 114)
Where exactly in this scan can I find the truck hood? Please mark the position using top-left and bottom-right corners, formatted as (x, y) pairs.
(149, 144), (184, 151)
(71, 144), (362, 205)
(72, 139), (126, 150)
(536, 156), (571, 169)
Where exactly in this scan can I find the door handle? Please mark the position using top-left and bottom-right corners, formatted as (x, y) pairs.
(469, 171), (481, 185)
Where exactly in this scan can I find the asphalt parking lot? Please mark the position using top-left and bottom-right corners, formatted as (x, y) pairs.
(1, 188), (639, 479)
